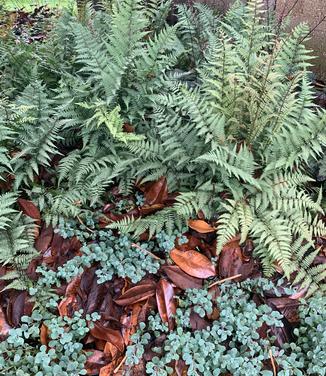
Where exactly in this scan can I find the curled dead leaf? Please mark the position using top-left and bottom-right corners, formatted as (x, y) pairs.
(162, 265), (203, 290)
(143, 176), (168, 206)
(114, 283), (156, 306)
(58, 295), (79, 317)
(40, 323), (49, 346)
(188, 219), (215, 233)
(65, 274), (82, 297)
(218, 238), (254, 280)
(170, 248), (216, 279)
(90, 323), (124, 353)
(156, 279), (176, 330)
(104, 341), (119, 359)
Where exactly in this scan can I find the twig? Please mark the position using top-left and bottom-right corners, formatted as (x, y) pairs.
(114, 355), (127, 374)
(269, 349), (277, 376)
(76, 215), (95, 233)
(131, 243), (161, 260)
(283, 0), (300, 21)
(208, 274), (242, 288)
(300, 14), (326, 43)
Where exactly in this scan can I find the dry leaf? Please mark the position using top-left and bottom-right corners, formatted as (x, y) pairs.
(170, 248), (216, 278)
(188, 219), (215, 233)
(34, 225), (53, 251)
(17, 198), (41, 222)
(40, 323), (49, 346)
(99, 363), (114, 376)
(114, 283), (156, 306)
(162, 265), (203, 290)
(85, 350), (108, 375)
(58, 295), (79, 317)
(104, 342), (119, 359)
(90, 323), (124, 353)
(156, 279), (176, 330)
(218, 238), (254, 280)
(0, 306), (11, 338)
(143, 176), (168, 205)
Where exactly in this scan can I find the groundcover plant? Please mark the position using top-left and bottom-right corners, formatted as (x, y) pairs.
(0, 0), (325, 375)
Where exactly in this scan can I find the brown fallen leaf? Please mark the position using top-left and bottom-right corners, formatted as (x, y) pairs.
(40, 323), (49, 346)
(85, 350), (109, 375)
(188, 219), (215, 233)
(90, 323), (124, 353)
(114, 283), (156, 306)
(34, 225), (53, 252)
(0, 306), (11, 338)
(121, 304), (143, 346)
(99, 363), (114, 376)
(104, 341), (119, 359)
(143, 176), (168, 205)
(174, 359), (188, 376)
(267, 297), (300, 323)
(162, 265), (203, 290)
(17, 198), (41, 222)
(65, 274), (82, 297)
(58, 295), (79, 317)
(218, 238), (254, 280)
(170, 248), (216, 279)
(123, 123), (135, 133)
(7, 291), (28, 327)
(156, 279), (176, 330)
(189, 311), (210, 330)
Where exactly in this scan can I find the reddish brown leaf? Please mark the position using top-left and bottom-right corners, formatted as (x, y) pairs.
(188, 219), (215, 233)
(123, 123), (135, 133)
(140, 203), (164, 216)
(7, 291), (27, 327)
(99, 363), (114, 376)
(156, 279), (176, 330)
(177, 235), (202, 252)
(175, 359), (188, 376)
(65, 274), (82, 297)
(114, 283), (156, 306)
(85, 350), (109, 375)
(17, 198), (41, 222)
(40, 323), (49, 346)
(189, 311), (210, 330)
(104, 342), (119, 359)
(170, 248), (216, 278)
(121, 304), (142, 346)
(0, 306), (11, 338)
(90, 323), (124, 353)
(58, 295), (79, 317)
(95, 339), (106, 351)
(218, 239), (254, 280)
(144, 176), (168, 205)
(34, 225), (53, 252)
(267, 298), (300, 323)
(162, 265), (203, 290)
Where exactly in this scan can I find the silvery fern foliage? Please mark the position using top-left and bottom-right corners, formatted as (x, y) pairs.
(115, 0), (326, 290)
(0, 0), (325, 292)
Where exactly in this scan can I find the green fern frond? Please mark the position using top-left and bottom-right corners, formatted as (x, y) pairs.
(0, 192), (18, 230)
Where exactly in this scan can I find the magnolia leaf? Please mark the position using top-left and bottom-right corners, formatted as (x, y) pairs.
(170, 248), (216, 278)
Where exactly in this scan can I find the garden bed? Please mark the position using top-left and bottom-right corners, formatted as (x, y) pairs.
(0, 1), (325, 375)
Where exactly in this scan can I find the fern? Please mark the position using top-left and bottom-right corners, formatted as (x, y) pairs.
(0, 0), (325, 293)
(0, 191), (37, 290)
(0, 192), (18, 230)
